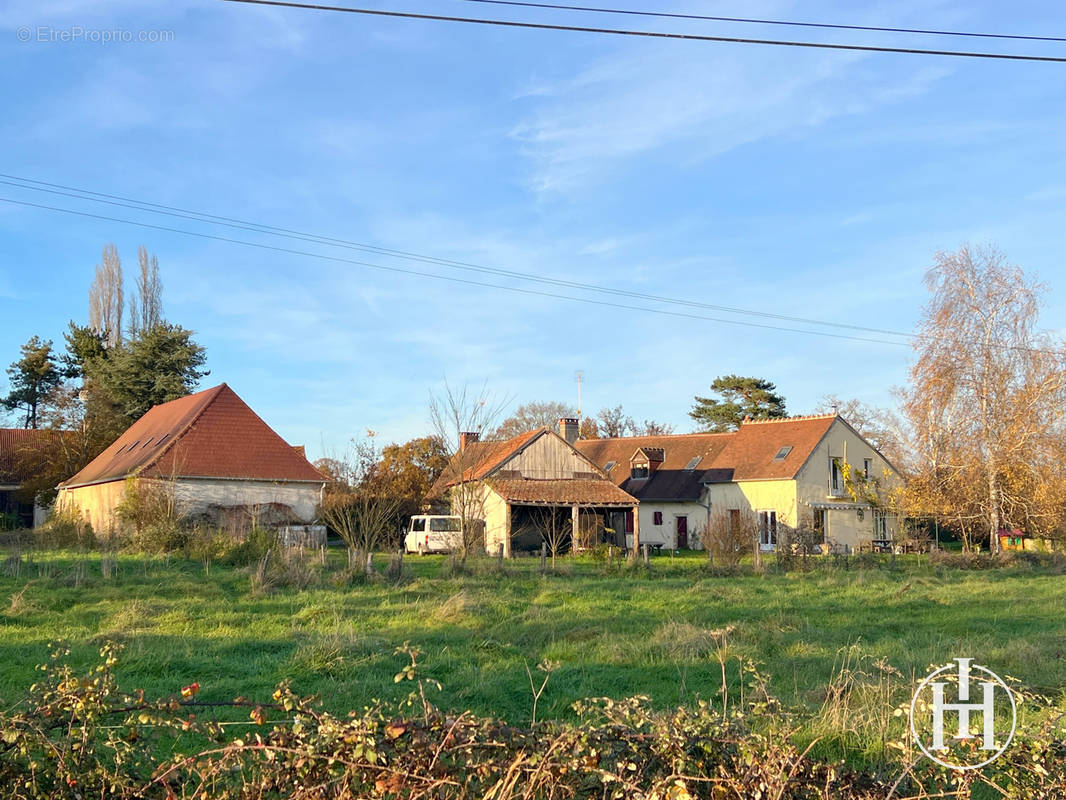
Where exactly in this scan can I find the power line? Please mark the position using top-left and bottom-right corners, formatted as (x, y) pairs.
(0, 173), (916, 340)
(456, 0), (1066, 45)
(220, 0), (1066, 63)
(0, 194), (912, 348)
(4, 191), (1060, 356)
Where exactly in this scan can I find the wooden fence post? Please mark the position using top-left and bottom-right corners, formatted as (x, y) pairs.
(540, 542), (547, 572)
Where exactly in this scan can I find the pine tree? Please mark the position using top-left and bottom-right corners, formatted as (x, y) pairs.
(690, 375), (787, 432)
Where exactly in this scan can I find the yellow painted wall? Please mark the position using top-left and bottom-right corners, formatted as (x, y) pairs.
(795, 419), (902, 549)
(55, 481), (128, 536)
(700, 419), (903, 552)
(57, 477), (323, 539)
(635, 501), (711, 549)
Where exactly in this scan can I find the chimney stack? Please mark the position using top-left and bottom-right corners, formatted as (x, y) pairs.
(459, 431), (479, 451)
(559, 417), (579, 444)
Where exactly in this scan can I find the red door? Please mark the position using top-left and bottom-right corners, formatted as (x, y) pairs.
(676, 516), (688, 548)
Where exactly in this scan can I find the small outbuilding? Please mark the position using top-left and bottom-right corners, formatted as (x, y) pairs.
(429, 423), (639, 556)
(56, 384), (325, 536)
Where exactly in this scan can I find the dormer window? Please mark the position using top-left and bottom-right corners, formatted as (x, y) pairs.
(773, 446), (793, 461)
(631, 464), (649, 479)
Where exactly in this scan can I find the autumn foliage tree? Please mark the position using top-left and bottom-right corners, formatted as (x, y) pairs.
(376, 436), (450, 534)
(898, 245), (1066, 552)
(317, 435), (409, 563)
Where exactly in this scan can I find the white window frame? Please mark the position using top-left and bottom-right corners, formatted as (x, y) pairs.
(874, 510), (888, 539)
(829, 457), (845, 496)
(757, 509), (777, 550)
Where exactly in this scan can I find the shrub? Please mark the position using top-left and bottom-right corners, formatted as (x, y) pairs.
(702, 508), (757, 566)
(221, 527), (279, 566)
(130, 518), (188, 553)
(5, 644), (1065, 799)
(36, 506), (95, 550)
(247, 546), (321, 594)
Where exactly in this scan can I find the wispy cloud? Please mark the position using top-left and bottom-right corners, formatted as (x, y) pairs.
(509, 12), (950, 194)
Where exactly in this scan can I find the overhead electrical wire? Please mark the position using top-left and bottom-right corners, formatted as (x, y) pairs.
(456, 0), (1066, 45)
(0, 173), (915, 340)
(0, 194), (913, 348)
(2, 186), (1060, 356)
(220, 0), (1066, 63)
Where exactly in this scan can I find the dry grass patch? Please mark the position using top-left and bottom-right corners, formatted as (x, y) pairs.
(432, 590), (481, 623)
(6, 581), (38, 617)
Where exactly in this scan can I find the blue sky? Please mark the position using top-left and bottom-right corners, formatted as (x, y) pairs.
(2, 0), (1065, 458)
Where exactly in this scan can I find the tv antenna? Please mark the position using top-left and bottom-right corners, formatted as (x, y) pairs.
(575, 370), (584, 417)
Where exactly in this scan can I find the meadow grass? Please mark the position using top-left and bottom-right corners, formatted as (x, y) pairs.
(1, 547), (1064, 766)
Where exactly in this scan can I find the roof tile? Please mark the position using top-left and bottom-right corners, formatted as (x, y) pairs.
(59, 384), (324, 488)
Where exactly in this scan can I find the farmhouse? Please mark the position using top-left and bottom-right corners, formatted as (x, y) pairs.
(0, 428), (55, 528)
(429, 421), (638, 556)
(56, 384), (325, 535)
(577, 414), (901, 553)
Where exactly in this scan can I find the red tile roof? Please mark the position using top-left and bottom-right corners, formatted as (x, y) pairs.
(575, 415), (840, 499)
(487, 477), (637, 506)
(428, 427), (635, 508)
(0, 429), (59, 484)
(59, 384), (324, 488)
(576, 432), (732, 501)
(429, 428), (545, 496)
(708, 415), (837, 481)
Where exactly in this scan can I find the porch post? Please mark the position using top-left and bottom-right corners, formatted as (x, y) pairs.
(632, 504), (640, 551)
(571, 504), (580, 549)
(503, 503), (513, 559)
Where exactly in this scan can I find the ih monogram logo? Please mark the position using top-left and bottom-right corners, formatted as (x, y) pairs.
(910, 658), (1017, 770)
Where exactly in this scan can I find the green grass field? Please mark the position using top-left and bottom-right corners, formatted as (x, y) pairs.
(2, 548), (1064, 758)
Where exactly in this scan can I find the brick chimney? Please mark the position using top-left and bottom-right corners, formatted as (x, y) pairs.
(559, 417), (579, 445)
(459, 431), (479, 451)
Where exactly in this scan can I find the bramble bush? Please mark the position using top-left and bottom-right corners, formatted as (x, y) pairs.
(2, 643), (1065, 798)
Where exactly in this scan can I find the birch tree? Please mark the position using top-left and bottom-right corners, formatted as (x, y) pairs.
(899, 245), (1066, 551)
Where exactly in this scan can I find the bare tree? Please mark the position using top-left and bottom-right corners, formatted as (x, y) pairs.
(701, 508), (758, 567)
(89, 244), (124, 348)
(636, 419), (675, 436)
(529, 506), (572, 567)
(813, 395), (905, 466)
(129, 246), (164, 336)
(428, 382), (509, 559)
(596, 405), (635, 438)
(898, 245), (1066, 552)
(318, 434), (406, 568)
(488, 400), (576, 440)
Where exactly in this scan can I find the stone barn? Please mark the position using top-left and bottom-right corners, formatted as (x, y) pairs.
(56, 384), (325, 536)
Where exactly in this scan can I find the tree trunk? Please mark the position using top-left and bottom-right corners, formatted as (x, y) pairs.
(987, 464), (1002, 554)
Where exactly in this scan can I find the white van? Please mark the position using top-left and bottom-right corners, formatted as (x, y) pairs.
(404, 515), (464, 554)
